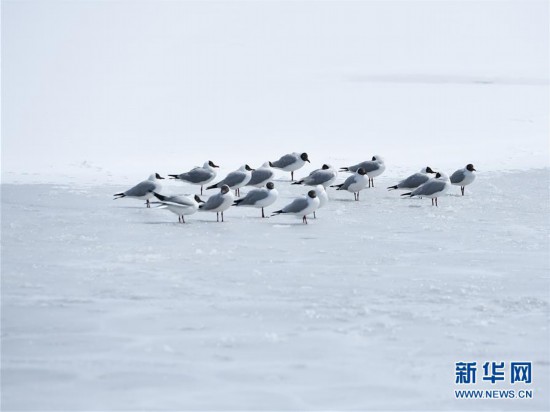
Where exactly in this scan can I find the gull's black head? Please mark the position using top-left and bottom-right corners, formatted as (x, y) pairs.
(155, 173), (165, 180)
(301, 153), (310, 163)
(194, 195), (204, 203)
(245, 164), (254, 171)
(266, 182), (275, 190)
(307, 190), (317, 199)
(221, 185), (230, 194)
(435, 172), (442, 178)
(371, 156), (376, 161)
(426, 166), (435, 174)
(209, 160), (219, 168)
(322, 164), (330, 170)
(466, 164), (476, 172)
(357, 168), (366, 175)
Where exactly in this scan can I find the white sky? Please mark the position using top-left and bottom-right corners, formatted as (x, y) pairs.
(2, 1), (548, 182)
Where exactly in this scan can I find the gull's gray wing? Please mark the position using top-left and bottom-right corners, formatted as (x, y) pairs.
(399, 173), (430, 188)
(124, 180), (156, 197)
(248, 169), (273, 186)
(201, 193), (224, 210)
(350, 161), (379, 173)
(450, 169), (465, 184)
(219, 171), (246, 188)
(271, 154), (297, 168)
(340, 174), (358, 190)
(238, 189), (269, 205)
(304, 170), (335, 185)
(282, 197), (309, 213)
(180, 168), (213, 183)
(412, 180), (446, 196)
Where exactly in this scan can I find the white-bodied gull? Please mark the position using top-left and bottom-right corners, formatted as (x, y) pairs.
(113, 173), (164, 208)
(199, 185), (234, 222)
(169, 160), (219, 195)
(401, 172), (451, 206)
(388, 166), (436, 190)
(332, 168), (368, 201)
(247, 162), (275, 188)
(151, 192), (203, 223)
(340, 155), (386, 187)
(450, 164), (477, 196)
(207, 164), (254, 197)
(272, 190), (320, 224)
(233, 182), (278, 218)
(292, 164), (337, 187)
(270, 152), (310, 181)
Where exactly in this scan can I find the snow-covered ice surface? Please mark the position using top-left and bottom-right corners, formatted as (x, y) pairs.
(2, 169), (549, 410)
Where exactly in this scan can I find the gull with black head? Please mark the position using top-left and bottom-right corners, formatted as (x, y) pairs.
(401, 172), (451, 206)
(292, 164), (337, 187)
(272, 190), (320, 224)
(151, 192), (204, 223)
(199, 185), (234, 222)
(450, 164), (477, 196)
(168, 160), (219, 195)
(270, 152), (310, 181)
(332, 168), (368, 201)
(388, 166), (436, 191)
(340, 155), (385, 187)
(207, 164), (254, 197)
(233, 182), (278, 218)
(113, 173), (165, 208)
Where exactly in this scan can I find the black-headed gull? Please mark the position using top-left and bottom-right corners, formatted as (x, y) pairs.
(270, 152), (310, 181)
(450, 164), (477, 196)
(340, 155), (385, 187)
(332, 168), (368, 201)
(152, 192), (204, 223)
(247, 162), (275, 188)
(292, 164), (337, 187)
(207, 164), (254, 197)
(168, 160), (219, 195)
(388, 166), (436, 191)
(272, 190), (320, 224)
(113, 173), (164, 208)
(199, 185), (234, 222)
(401, 172), (451, 206)
(233, 182), (278, 218)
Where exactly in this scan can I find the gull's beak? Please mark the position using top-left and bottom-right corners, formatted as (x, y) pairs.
(306, 159), (311, 163)
(213, 164), (219, 168)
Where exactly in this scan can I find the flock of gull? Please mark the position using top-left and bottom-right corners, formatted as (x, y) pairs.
(113, 152), (477, 224)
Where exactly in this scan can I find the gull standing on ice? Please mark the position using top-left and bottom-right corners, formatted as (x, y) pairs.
(312, 184), (328, 218)
(199, 185), (234, 222)
(272, 190), (320, 224)
(450, 164), (477, 196)
(340, 155), (386, 187)
(168, 160), (219, 195)
(233, 182), (279, 218)
(332, 168), (368, 201)
(247, 162), (275, 188)
(387, 166), (436, 190)
(113, 173), (165, 208)
(151, 192), (203, 223)
(401, 172), (451, 206)
(292, 164), (337, 187)
(270, 152), (310, 181)
(207, 164), (254, 197)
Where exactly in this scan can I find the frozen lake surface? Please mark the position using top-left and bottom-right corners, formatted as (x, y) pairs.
(2, 169), (549, 410)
